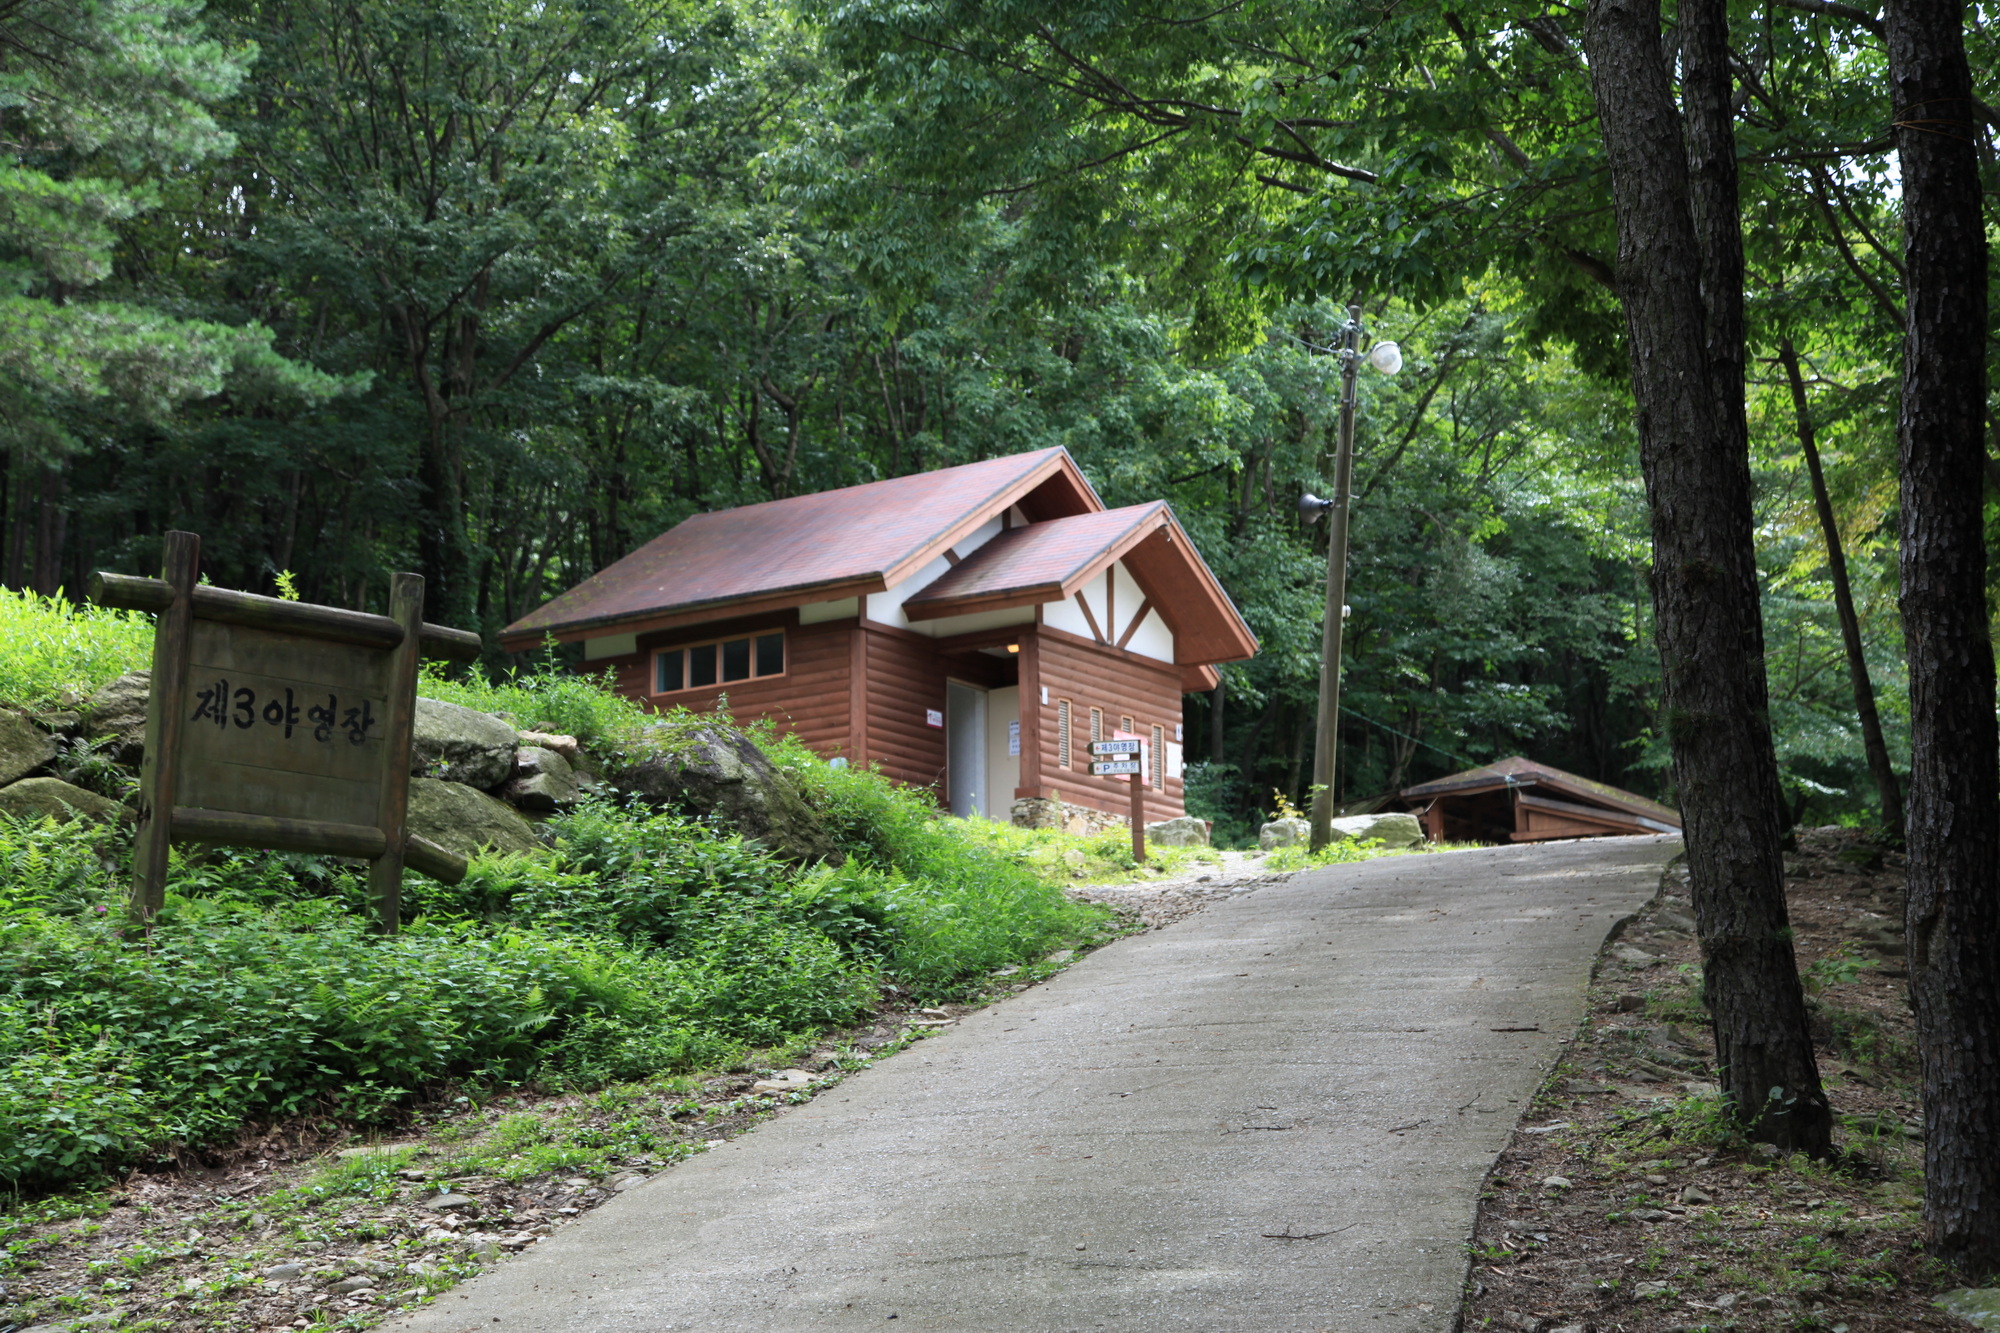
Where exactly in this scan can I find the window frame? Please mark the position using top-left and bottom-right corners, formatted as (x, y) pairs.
(649, 629), (788, 698)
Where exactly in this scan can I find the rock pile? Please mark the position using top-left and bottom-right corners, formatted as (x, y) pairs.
(0, 673), (604, 861)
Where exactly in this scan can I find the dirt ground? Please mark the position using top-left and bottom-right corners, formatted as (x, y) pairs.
(1461, 827), (1956, 1333)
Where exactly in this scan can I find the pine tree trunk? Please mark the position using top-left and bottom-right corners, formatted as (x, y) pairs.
(1777, 339), (1905, 840)
(1584, 0), (1831, 1153)
(1884, 0), (2000, 1276)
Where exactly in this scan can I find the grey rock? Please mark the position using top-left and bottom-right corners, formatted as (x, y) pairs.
(1541, 1175), (1572, 1190)
(517, 730), (582, 763)
(411, 697), (518, 788)
(469, 1238), (502, 1263)
(1143, 815), (1210, 848)
(81, 669), (150, 762)
(1633, 1280), (1671, 1298)
(1937, 1288), (2000, 1329)
(1327, 811), (1426, 848)
(615, 723), (838, 864)
(0, 710), (57, 785)
(1258, 817), (1310, 851)
(1628, 1208), (1671, 1222)
(1656, 909), (1698, 932)
(503, 746), (580, 813)
(423, 1192), (480, 1211)
(1680, 1185), (1713, 1204)
(328, 1275), (375, 1294)
(262, 1263), (306, 1280)
(0, 776), (126, 824)
(406, 778), (538, 858)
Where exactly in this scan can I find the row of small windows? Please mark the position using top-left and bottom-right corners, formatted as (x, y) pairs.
(653, 632), (785, 695)
(1052, 700), (1168, 785)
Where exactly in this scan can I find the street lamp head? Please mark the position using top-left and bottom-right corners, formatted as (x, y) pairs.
(1299, 492), (1335, 524)
(1364, 340), (1403, 375)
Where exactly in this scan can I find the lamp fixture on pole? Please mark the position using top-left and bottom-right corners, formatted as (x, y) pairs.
(1304, 304), (1400, 852)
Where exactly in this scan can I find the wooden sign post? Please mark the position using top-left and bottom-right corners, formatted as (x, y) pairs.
(91, 531), (481, 932)
(1089, 736), (1148, 863)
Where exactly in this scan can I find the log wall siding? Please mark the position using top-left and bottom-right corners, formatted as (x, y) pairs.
(862, 623), (948, 794)
(1032, 630), (1184, 823)
(596, 610), (854, 757)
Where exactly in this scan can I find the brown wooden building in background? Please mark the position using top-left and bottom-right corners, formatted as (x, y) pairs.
(501, 449), (1258, 824)
(1398, 756), (1681, 843)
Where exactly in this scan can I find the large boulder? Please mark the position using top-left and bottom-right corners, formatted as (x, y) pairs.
(1258, 816), (1310, 851)
(81, 670), (151, 763)
(1328, 811), (1426, 849)
(0, 777), (126, 824)
(405, 777), (538, 858)
(615, 724), (838, 864)
(1145, 815), (1210, 848)
(503, 745), (581, 814)
(0, 711), (57, 786)
(411, 698), (517, 788)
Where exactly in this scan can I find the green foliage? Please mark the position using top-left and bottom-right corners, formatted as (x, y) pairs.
(0, 703), (1107, 1195)
(416, 663), (653, 753)
(0, 589), (152, 708)
(771, 732), (1113, 995)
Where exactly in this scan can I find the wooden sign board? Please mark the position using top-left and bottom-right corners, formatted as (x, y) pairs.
(91, 531), (483, 932)
(1090, 760), (1141, 776)
(1088, 739), (1141, 757)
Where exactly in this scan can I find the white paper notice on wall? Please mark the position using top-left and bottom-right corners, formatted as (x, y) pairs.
(1165, 742), (1184, 780)
(1008, 720), (1021, 756)
(925, 709), (944, 728)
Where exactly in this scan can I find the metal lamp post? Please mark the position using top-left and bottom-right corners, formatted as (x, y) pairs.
(1299, 303), (1401, 852)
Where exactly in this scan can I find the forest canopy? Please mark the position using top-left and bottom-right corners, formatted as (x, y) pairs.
(1, 0), (1982, 836)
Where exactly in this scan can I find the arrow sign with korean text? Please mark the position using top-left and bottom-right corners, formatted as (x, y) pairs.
(1089, 738), (1142, 756)
(1091, 759), (1142, 776)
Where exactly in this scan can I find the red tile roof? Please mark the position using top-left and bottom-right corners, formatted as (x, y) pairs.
(902, 503), (1170, 618)
(503, 449), (1093, 645)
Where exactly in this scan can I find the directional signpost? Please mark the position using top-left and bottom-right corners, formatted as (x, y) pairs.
(1089, 736), (1148, 863)
(90, 530), (480, 933)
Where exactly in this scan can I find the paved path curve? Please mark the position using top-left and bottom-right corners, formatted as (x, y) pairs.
(394, 835), (1677, 1333)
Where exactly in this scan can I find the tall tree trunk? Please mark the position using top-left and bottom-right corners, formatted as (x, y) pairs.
(1584, 0), (1831, 1153)
(1885, 0), (2000, 1276)
(32, 463), (65, 597)
(1777, 339), (1906, 840)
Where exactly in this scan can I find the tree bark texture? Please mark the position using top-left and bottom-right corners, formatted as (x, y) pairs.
(1583, 0), (1831, 1153)
(1885, 0), (2000, 1276)
(1777, 339), (1905, 840)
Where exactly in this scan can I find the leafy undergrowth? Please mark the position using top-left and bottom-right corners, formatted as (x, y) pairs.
(0, 588), (153, 710)
(0, 996), (999, 1333)
(1461, 830), (1962, 1333)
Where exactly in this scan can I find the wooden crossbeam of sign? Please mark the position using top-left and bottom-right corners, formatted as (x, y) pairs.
(93, 532), (478, 933)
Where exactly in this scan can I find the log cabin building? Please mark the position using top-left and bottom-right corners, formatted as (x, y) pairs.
(501, 448), (1258, 825)
(1397, 756), (1681, 843)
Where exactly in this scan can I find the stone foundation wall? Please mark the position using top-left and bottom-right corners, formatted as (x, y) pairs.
(1009, 796), (1129, 837)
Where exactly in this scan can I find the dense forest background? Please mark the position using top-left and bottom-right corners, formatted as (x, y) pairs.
(3, 0), (1990, 836)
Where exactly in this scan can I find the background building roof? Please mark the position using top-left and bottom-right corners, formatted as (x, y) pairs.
(503, 448), (1094, 645)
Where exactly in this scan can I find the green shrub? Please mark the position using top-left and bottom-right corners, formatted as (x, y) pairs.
(416, 661), (654, 751)
(0, 589), (154, 709)
(0, 669), (1109, 1193)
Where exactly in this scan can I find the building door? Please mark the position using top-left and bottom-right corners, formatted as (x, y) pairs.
(945, 681), (988, 818)
(985, 685), (1020, 823)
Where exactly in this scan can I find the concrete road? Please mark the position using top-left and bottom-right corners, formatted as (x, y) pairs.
(392, 835), (1677, 1333)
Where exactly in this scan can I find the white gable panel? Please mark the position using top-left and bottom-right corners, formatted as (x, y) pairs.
(1111, 561), (1148, 639)
(1124, 606), (1175, 663)
(1042, 570), (1106, 639)
(865, 516), (1007, 628)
